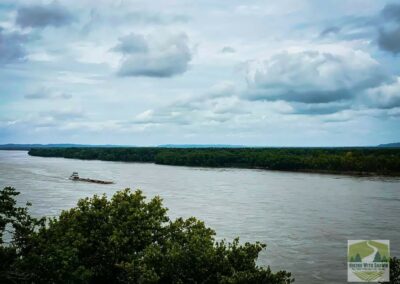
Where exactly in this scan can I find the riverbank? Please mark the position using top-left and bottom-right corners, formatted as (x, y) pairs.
(27, 147), (400, 176)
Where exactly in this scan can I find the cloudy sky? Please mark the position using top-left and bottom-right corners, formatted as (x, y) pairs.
(1, 0), (400, 146)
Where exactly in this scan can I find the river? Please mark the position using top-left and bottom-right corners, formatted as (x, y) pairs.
(0, 150), (399, 283)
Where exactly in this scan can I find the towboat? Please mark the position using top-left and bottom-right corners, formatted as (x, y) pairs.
(69, 172), (80, 180)
(69, 172), (113, 184)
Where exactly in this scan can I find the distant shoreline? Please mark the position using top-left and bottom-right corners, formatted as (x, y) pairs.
(1, 141), (400, 151)
(27, 147), (400, 177)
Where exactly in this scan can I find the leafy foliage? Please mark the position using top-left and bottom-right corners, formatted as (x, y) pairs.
(29, 147), (400, 175)
(380, 257), (400, 284)
(0, 187), (45, 282)
(390, 257), (400, 284)
(0, 187), (293, 283)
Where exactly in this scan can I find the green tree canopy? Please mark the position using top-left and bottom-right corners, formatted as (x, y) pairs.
(0, 187), (293, 283)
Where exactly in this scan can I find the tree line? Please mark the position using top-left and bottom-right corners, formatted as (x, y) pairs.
(28, 147), (400, 175)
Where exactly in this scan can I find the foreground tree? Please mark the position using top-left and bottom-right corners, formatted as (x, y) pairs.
(0, 187), (293, 283)
(380, 257), (400, 284)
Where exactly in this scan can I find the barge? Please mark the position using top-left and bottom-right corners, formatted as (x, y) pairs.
(69, 172), (114, 184)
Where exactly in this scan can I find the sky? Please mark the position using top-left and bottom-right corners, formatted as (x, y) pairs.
(1, 0), (400, 146)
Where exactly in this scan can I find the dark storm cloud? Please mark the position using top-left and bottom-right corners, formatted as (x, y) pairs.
(378, 27), (400, 54)
(382, 3), (400, 22)
(377, 3), (400, 54)
(16, 2), (74, 28)
(114, 33), (192, 78)
(0, 28), (27, 65)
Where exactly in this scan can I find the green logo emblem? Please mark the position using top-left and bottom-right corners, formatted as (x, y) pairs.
(348, 240), (390, 282)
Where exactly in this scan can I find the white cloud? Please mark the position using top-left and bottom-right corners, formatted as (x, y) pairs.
(114, 33), (192, 78)
(366, 77), (400, 108)
(134, 109), (154, 122)
(244, 49), (388, 103)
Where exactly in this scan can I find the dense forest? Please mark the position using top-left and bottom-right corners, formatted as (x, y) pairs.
(28, 147), (400, 175)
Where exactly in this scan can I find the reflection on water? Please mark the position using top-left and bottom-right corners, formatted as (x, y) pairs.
(1, 150), (399, 283)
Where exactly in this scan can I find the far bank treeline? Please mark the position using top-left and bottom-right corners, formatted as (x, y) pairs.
(28, 147), (400, 175)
